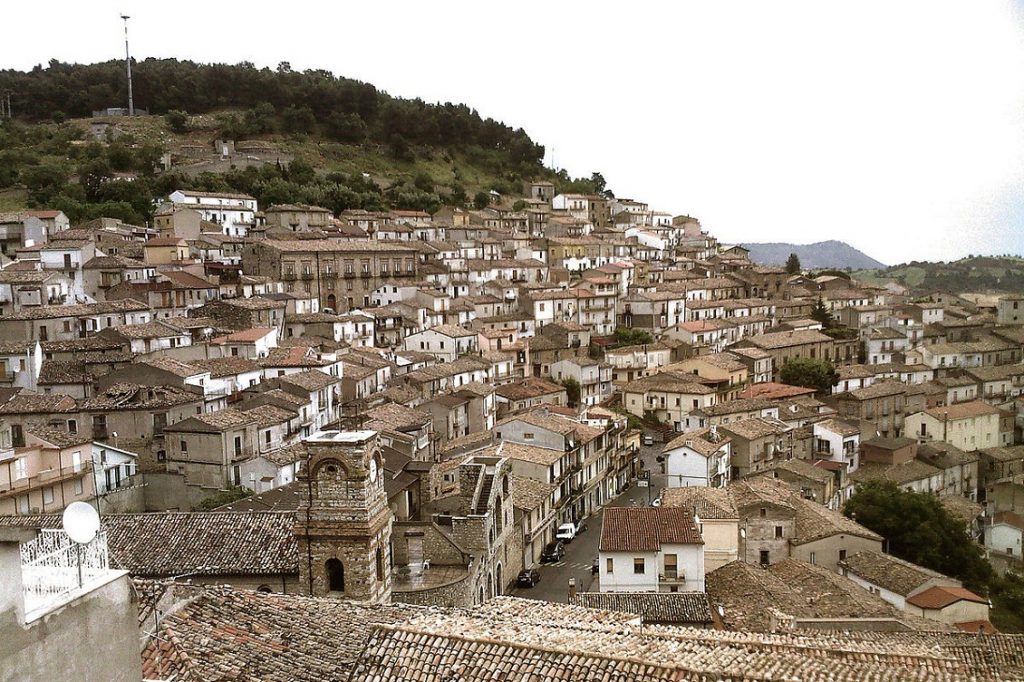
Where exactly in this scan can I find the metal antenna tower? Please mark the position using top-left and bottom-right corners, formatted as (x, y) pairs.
(121, 14), (134, 116)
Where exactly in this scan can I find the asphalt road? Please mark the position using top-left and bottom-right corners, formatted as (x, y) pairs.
(509, 440), (665, 602)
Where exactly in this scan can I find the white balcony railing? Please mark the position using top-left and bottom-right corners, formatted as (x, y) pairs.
(20, 529), (113, 620)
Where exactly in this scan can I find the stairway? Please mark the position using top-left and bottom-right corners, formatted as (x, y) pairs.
(474, 474), (494, 515)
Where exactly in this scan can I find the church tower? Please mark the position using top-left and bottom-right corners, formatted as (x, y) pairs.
(294, 430), (392, 603)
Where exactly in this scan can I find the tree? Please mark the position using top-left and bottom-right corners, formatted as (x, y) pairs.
(561, 378), (581, 408)
(164, 110), (188, 133)
(785, 252), (801, 274)
(779, 357), (838, 394)
(473, 191), (490, 210)
(811, 296), (832, 328)
(612, 326), (654, 347)
(843, 480), (993, 592)
(195, 486), (252, 511)
(324, 112), (366, 143)
(281, 105), (316, 135)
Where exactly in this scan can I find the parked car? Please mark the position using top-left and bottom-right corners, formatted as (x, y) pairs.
(517, 568), (541, 587)
(556, 520), (587, 543)
(643, 434), (655, 446)
(540, 541), (565, 563)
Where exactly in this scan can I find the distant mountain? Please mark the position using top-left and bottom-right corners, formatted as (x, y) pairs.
(741, 241), (886, 270)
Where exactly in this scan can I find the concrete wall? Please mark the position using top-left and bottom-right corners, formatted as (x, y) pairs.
(141, 471), (194, 511)
(907, 598), (989, 625)
(700, 518), (739, 572)
(793, 534), (883, 573)
(0, 568), (140, 682)
(599, 550), (659, 592)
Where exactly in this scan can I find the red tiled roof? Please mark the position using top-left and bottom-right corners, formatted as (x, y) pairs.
(212, 327), (276, 343)
(955, 620), (998, 634)
(907, 586), (988, 610)
(739, 382), (817, 400)
(600, 507), (703, 552)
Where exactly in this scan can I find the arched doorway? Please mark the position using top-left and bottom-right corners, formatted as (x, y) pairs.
(494, 563), (503, 596)
(326, 558), (344, 592)
(326, 293), (337, 311)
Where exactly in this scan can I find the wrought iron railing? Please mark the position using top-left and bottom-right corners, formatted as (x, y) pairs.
(20, 529), (111, 618)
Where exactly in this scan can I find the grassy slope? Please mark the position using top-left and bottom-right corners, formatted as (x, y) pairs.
(2, 110), (552, 211)
(852, 257), (1024, 294)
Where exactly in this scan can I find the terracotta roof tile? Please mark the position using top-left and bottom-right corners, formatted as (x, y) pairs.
(600, 507), (703, 552)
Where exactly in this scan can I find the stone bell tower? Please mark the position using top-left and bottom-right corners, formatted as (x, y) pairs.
(294, 430), (392, 604)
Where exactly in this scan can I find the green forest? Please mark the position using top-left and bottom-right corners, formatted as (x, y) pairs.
(0, 59), (608, 224)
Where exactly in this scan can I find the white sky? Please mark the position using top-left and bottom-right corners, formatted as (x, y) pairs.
(8, 1), (1024, 264)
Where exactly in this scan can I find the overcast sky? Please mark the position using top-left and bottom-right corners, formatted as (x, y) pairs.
(8, 2), (1024, 264)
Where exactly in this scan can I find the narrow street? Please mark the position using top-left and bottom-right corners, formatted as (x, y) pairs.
(509, 440), (664, 602)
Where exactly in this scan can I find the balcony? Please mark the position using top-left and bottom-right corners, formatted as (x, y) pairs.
(659, 570), (685, 583)
(282, 272), (298, 281)
(360, 271), (372, 278)
(20, 529), (119, 622)
(0, 461), (94, 499)
(301, 271), (314, 280)
(322, 270), (338, 279)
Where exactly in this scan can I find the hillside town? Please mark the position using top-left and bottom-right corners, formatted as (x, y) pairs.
(3, 183), (1024, 680)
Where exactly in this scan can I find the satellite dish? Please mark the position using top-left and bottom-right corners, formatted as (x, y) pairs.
(62, 502), (100, 544)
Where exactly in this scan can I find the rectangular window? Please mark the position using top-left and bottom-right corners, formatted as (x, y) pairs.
(180, 439), (188, 453)
(606, 557), (614, 573)
(775, 526), (783, 539)
(664, 553), (677, 578)
(839, 549), (847, 561)
(809, 551), (816, 565)
(633, 558), (645, 574)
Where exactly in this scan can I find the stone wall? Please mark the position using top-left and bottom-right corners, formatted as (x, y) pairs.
(392, 570), (474, 608)
(392, 521), (469, 567)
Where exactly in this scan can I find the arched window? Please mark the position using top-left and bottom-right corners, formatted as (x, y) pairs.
(256, 584), (272, 593)
(502, 475), (509, 496)
(326, 558), (344, 592)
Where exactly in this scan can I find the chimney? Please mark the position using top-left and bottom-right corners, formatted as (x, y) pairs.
(567, 577), (577, 600)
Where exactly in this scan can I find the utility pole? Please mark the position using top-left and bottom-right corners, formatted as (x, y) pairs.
(121, 14), (134, 116)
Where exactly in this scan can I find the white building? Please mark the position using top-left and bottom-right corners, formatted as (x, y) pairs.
(662, 427), (731, 488)
(985, 511), (1024, 561)
(812, 419), (861, 473)
(168, 189), (257, 237)
(598, 507), (705, 593)
(404, 324), (478, 363)
(211, 327), (279, 359)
